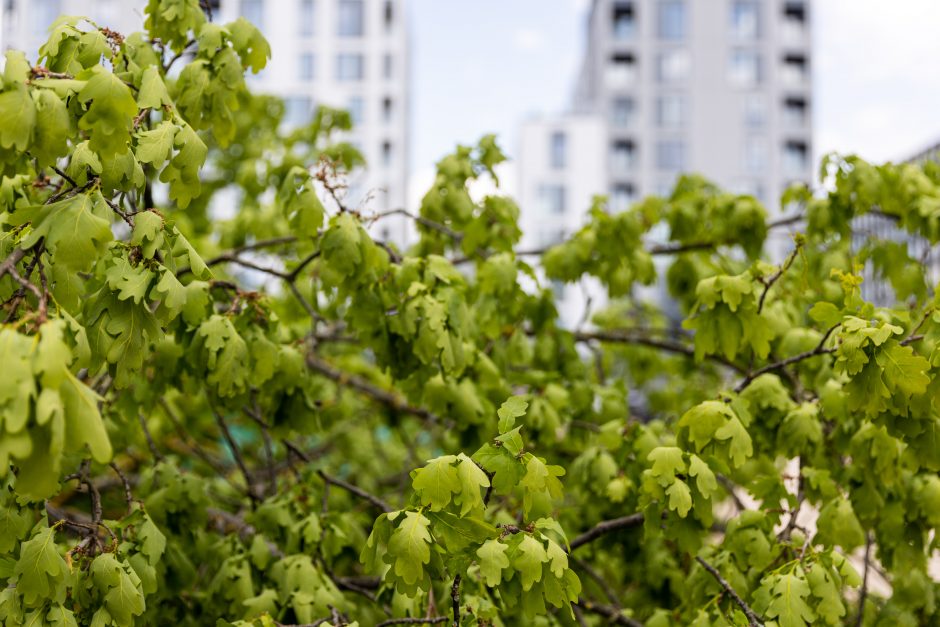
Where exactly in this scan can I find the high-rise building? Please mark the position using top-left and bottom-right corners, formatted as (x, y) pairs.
(1, 0), (411, 246)
(519, 0), (814, 325)
(218, 0), (411, 245)
(1, 0), (146, 58)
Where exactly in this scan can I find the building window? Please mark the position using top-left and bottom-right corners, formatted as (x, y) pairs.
(657, 1), (686, 41)
(656, 49), (690, 83)
(240, 0), (264, 29)
(783, 140), (809, 175)
(381, 141), (392, 167)
(782, 53), (809, 85)
(610, 184), (636, 212)
(284, 96), (312, 127)
(383, 54), (393, 79)
(656, 139), (686, 172)
(539, 185), (566, 215)
(656, 94), (687, 129)
(338, 0), (364, 37)
(729, 49), (761, 86)
(550, 132), (567, 169)
(382, 96), (393, 123)
(611, 97), (635, 128)
(612, 3), (636, 40)
(347, 96), (364, 125)
(384, 1), (394, 30)
(744, 94), (766, 128)
(782, 2), (807, 41)
(607, 53), (637, 87)
(612, 141), (637, 172)
(744, 136), (767, 174)
(299, 53), (315, 80)
(730, 1), (760, 39)
(783, 96), (808, 129)
(299, 0), (314, 36)
(336, 53), (364, 81)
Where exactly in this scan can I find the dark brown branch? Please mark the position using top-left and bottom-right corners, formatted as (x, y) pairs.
(376, 618), (449, 627)
(212, 408), (259, 504)
(570, 554), (620, 608)
(318, 470), (392, 513)
(757, 245), (801, 314)
(138, 412), (164, 461)
(574, 600), (644, 627)
(450, 574), (461, 627)
(568, 513), (644, 552)
(109, 462), (134, 514)
(572, 330), (747, 374)
(695, 556), (764, 627)
(856, 533), (872, 627)
(306, 354), (443, 424)
(733, 324), (839, 394)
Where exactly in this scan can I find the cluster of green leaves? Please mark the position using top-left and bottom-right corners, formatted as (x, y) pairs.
(5, 2), (940, 626)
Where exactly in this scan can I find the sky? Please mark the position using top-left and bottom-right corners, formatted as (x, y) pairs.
(407, 0), (940, 201)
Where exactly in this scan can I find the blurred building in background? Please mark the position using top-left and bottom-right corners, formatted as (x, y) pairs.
(1, 0), (412, 246)
(218, 0), (411, 245)
(519, 0), (814, 325)
(0, 0), (145, 56)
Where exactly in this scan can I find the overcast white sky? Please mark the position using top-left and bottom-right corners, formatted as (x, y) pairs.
(407, 0), (940, 202)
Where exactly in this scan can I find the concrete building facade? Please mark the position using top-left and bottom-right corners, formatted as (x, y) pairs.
(218, 0), (411, 244)
(2, 0), (412, 245)
(519, 0), (814, 325)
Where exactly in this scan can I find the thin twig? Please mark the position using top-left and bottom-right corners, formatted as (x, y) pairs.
(109, 463), (134, 514)
(856, 533), (872, 627)
(376, 618), (449, 627)
(757, 244), (801, 314)
(212, 407), (259, 504)
(318, 470), (392, 513)
(574, 600), (644, 627)
(695, 556), (764, 627)
(734, 323), (839, 394)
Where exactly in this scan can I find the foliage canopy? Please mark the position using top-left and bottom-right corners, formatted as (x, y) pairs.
(2, 4), (940, 626)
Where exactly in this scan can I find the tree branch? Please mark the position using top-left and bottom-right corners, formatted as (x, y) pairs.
(733, 324), (839, 394)
(212, 407), (259, 504)
(318, 470), (392, 513)
(695, 556), (764, 627)
(856, 533), (872, 627)
(306, 354), (443, 425)
(572, 330), (747, 374)
(450, 574), (461, 627)
(568, 513), (644, 552)
(757, 244), (801, 314)
(574, 600), (644, 627)
(376, 618), (448, 627)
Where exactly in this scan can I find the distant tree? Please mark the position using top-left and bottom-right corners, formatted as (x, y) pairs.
(2, 2), (940, 626)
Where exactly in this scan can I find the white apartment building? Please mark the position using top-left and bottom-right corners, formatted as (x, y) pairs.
(2, 0), (412, 246)
(519, 0), (814, 325)
(218, 0), (411, 245)
(0, 0), (146, 59)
